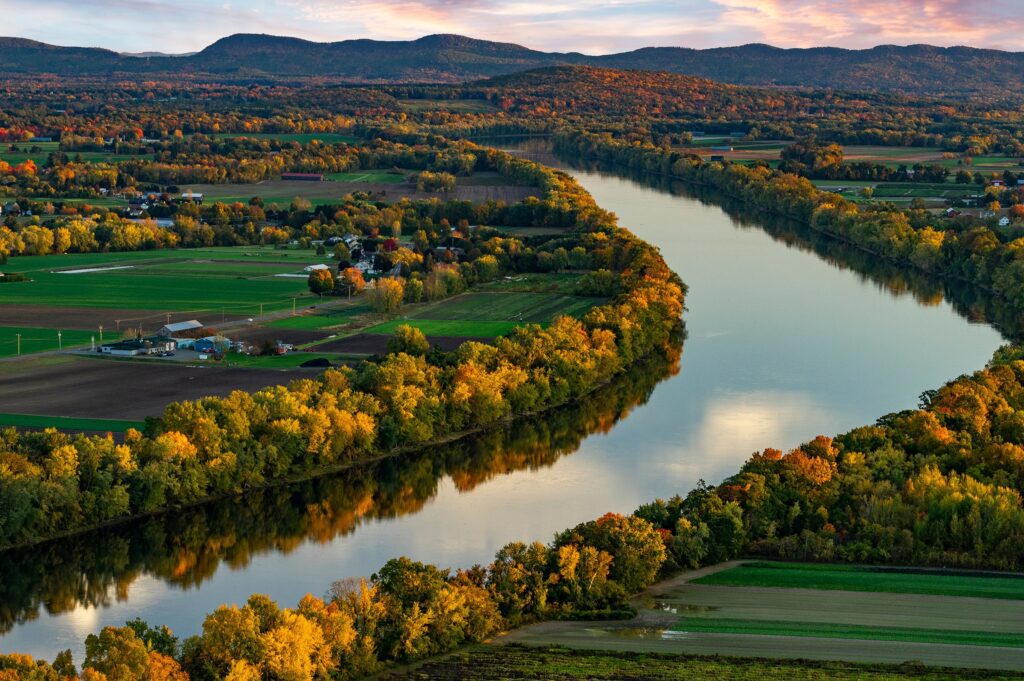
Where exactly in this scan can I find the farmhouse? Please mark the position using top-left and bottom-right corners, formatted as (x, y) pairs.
(281, 172), (324, 181)
(100, 337), (176, 356)
(158, 319), (204, 337)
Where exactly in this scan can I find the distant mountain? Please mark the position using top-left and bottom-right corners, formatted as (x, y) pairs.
(3, 33), (1024, 94)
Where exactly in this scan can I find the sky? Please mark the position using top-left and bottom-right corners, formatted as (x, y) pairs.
(6, 0), (1024, 54)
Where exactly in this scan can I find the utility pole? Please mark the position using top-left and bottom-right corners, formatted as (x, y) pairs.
(15, 334), (20, 356)
(57, 330), (62, 350)
(259, 303), (264, 318)
(99, 325), (104, 344)
(293, 297), (296, 315)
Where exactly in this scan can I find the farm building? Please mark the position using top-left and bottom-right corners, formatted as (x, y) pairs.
(304, 263), (330, 272)
(711, 145), (734, 152)
(29, 136), (53, 143)
(180, 192), (204, 203)
(281, 172), (324, 181)
(710, 155), (726, 162)
(100, 337), (176, 357)
(159, 320), (204, 337)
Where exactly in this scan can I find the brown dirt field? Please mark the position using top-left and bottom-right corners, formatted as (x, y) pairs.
(224, 326), (330, 346)
(0, 305), (245, 332)
(314, 333), (490, 354)
(0, 357), (313, 420)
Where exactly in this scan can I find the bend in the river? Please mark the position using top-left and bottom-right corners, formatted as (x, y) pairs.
(0, 140), (1006, 661)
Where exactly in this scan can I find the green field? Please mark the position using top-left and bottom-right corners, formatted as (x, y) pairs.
(695, 561), (1024, 600)
(477, 272), (583, 294)
(326, 170), (406, 183)
(362, 291), (599, 338)
(387, 646), (1024, 680)
(670, 617), (1024, 648)
(223, 352), (345, 369)
(0, 247), (320, 313)
(267, 305), (371, 330)
(366, 319), (524, 337)
(0, 326), (96, 356)
(0, 413), (144, 432)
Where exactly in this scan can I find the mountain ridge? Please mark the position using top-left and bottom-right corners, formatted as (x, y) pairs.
(3, 33), (1023, 93)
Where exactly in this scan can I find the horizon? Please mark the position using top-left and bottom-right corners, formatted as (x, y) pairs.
(5, 0), (1024, 55)
(8, 31), (1024, 59)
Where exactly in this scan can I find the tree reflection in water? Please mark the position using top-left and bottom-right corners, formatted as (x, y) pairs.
(0, 343), (681, 634)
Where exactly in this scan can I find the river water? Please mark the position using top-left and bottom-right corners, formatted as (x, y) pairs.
(0, 145), (1006, 660)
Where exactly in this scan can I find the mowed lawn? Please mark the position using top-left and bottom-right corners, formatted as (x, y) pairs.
(364, 291), (600, 338)
(0, 248), (319, 313)
(695, 561), (1024, 600)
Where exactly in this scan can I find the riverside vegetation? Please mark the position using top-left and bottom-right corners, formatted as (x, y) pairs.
(4, 70), (1024, 679)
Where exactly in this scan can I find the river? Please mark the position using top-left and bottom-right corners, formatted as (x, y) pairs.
(0, 144), (1006, 661)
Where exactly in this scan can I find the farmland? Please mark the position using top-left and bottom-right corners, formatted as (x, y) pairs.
(499, 561), (1024, 671)
(0, 413), (144, 433)
(325, 170), (406, 183)
(694, 561), (1024, 600)
(0, 356), (316, 421)
(0, 247), (321, 320)
(359, 290), (600, 340)
(385, 646), (1024, 680)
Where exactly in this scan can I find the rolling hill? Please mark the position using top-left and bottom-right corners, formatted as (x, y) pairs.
(2, 33), (1022, 95)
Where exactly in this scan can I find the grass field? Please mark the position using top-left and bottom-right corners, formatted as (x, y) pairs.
(362, 291), (599, 338)
(695, 561), (1024, 600)
(223, 352), (345, 369)
(325, 170), (406, 183)
(0, 413), (144, 432)
(0, 247), (320, 314)
(387, 645), (1024, 680)
(266, 305), (371, 330)
(477, 273), (584, 294)
(670, 617), (1024, 648)
(0, 326), (96, 356)
(365, 319), (524, 337)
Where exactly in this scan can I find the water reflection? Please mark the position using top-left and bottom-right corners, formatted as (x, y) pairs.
(544, 143), (1024, 342)
(0, 347), (681, 636)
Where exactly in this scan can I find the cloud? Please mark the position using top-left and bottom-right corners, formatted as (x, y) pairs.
(5, 0), (1024, 53)
(710, 0), (1024, 50)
